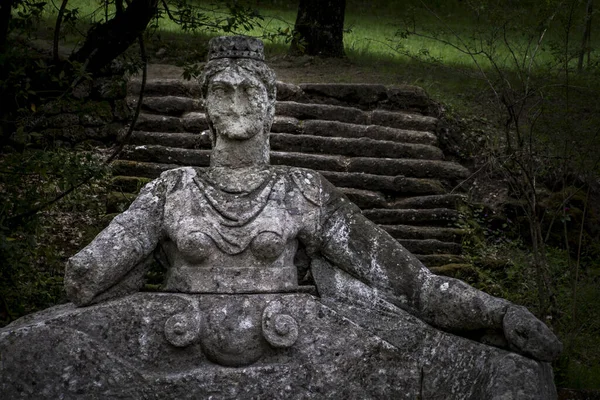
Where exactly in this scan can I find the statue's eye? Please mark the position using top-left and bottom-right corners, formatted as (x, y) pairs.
(245, 86), (257, 96)
(210, 85), (228, 97)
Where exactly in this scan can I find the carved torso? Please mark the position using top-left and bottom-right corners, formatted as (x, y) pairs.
(157, 166), (346, 294)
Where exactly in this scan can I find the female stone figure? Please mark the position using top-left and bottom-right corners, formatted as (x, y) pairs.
(2, 36), (561, 399)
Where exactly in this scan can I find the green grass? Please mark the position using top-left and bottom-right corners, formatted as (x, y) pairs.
(40, 0), (598, 70)
(38, 0), (600, 113)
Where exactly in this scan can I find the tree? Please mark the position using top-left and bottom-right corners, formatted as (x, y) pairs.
(577, 0), (593, 71)
(69, 0), (159, 74)
(289, 0), (346, 57)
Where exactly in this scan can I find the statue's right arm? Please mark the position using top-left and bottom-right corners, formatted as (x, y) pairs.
(64, 177), (166, 306)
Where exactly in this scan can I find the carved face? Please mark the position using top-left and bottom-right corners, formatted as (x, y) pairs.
(206, 67), (269, 140)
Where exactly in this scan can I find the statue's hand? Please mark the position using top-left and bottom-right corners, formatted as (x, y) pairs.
(503, 305), (562, 362)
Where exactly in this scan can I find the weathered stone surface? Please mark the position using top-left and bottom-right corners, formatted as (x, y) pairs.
(275, 81), (307, 102)
(270, 133), (443, 160)
(381, 224), (467, 242)
(113, 99), (132, 121)
(128, 78), (202, 97)
(45, 113), (79, 128)
(321, 171), (446, 194)
(181, 112), (210, 133)
(363, 207), (460, 225)
(79, 101), (114, 126)
(111, 175), (152, 193)
(271, 151), (347, 172)
(139, 96), (202, 115)
(271, 115), (302, 133)
(106, 191), (137, 213)
(391, 193), (466, 209)
(385, 85), (435, 113)
(129, 131), (210, 149)
(61, 124), (87, 142)
(347, 157), (468, 179)
(94, 76), (128, 99)
(416, 253), (468, 267)
(299, 83), (388, 108)
(371, 109), (438, 131)
(121, 145), (211, 166)
(0, 292), (557, 400)
(276, 101), (369, 124)
(396, 238), (462, 255)
(430, 263), (477, 277)
(301, 119), (437, 144)
(112, 160), (178, 178)
(135, 113), (184, 132)
(339, 187), (388, 209)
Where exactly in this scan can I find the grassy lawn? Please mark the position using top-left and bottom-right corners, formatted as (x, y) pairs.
(38, 0), (599, 110)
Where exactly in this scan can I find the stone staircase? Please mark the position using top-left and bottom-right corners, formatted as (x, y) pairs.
(111, 78), (470, 271)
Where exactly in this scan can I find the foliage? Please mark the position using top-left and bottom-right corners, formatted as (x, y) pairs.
(386, 0), (600, 389)
(0, 148), (110, 326)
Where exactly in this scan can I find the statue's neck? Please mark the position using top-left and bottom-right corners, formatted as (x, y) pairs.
(210, 132), (270, 168)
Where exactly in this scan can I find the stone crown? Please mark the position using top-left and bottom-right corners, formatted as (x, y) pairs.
(208, 36), (265, 61)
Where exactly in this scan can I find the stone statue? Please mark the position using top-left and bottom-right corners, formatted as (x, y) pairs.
(0, 36), (561, 399)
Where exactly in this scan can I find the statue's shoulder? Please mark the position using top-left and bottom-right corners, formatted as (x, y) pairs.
(284, 167), (344, 208)
(158, 166), (199, 181)
(152, 167), (200, 192)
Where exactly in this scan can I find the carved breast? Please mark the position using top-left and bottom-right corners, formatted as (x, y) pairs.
(160, 167), (315, 294)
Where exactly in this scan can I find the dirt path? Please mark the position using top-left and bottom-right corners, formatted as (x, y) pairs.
(142, 56), (409, 86)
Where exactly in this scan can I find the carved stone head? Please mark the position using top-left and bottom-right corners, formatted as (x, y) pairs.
(200, 36), (277, 145)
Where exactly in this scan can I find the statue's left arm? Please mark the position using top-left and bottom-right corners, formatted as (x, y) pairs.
(308, 174), (562, 362)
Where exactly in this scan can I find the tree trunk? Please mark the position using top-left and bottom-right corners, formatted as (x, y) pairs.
(577, 0), (593, 72)
(289, 0), (346, 57)
(70, 0), (159, 74)
(0, 0), (13, 53)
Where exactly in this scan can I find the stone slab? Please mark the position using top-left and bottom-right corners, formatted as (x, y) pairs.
(0, 292), (556, 399)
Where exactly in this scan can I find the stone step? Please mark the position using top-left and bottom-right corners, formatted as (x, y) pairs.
(120, 145), (210, 166)
(133, 100), (436, 132)
(111, 160), (447, 197)
(362, 208), (460, 226)
(292, 83), (433, 113)
(112, 160), (178, 178)
(297, 119), (437, 145)
(270, 134), (443, 160)
(128, 78), (201, 97)
(134, 112), (210, 133)
(276, 101), (437, 131)
(110, 176), (153, 193)
(130, 80), (437, 114)
(397, 239), (462, 255)
(414, 254), (467, 267)
(129, 131), (210, 149)
(120, 144), (464, 181)
(109, 175), (458, 214)
(320, 171), (445, 195)
(429, 263), (477, 278)
(338, 187), (387, 208)
(390, 194), (466, 209)
(128, 96), (201, 116)
(272, 152), (467, 180)
(381, 224), (466, 242)
(105, 190), (464, 245)
(106, 191), (137, 214)
(134, 114), (186, 133)
(134, 115), (439, 147)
